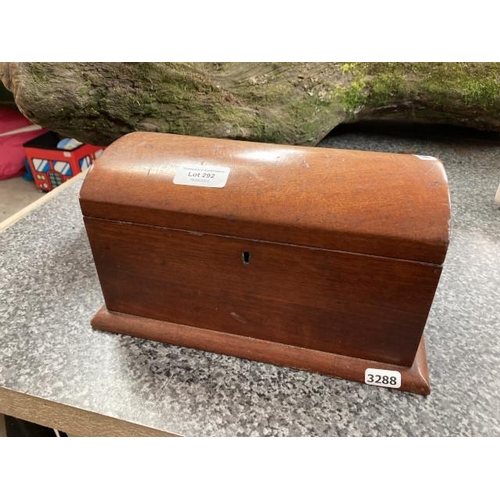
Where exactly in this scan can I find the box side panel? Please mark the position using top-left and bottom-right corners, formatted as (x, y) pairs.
(84, 217), (442, 367)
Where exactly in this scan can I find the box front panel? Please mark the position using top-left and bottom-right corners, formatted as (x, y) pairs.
(84, 217), (442, 367)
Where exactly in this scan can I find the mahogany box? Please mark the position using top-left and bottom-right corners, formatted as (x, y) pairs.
(79, 132), (450, 395)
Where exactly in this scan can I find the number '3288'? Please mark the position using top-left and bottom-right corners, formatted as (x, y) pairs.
(364, 369), (401, 388)
(366, 374), (398, 385)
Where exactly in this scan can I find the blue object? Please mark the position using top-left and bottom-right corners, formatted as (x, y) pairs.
(22, 158), (34, 181)
(57, 138), (82, 150)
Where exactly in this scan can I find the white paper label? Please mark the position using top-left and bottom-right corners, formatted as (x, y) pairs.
(173, 165), (230, 188)
(365, 368), (401, 389)
(414, 154), (436, 161)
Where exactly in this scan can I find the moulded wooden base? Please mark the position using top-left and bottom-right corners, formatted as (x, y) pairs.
(91, 305), (431, 396)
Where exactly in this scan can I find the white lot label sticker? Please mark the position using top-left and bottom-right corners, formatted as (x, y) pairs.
(173, 165), (230, 188)
(414, 154), (436, 161)
(365, 368), (401, 389)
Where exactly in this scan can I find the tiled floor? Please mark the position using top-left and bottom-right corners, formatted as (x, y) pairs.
(0, 176), (45, 223)
(1, 175), (45, 435)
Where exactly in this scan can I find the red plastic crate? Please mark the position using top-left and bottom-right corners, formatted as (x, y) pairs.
(24, 132), (104, 191)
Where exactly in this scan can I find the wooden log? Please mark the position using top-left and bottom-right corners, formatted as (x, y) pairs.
(2, 62), (500, 146)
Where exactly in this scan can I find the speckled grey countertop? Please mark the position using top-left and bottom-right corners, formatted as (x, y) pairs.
(1, 126), (499, 436)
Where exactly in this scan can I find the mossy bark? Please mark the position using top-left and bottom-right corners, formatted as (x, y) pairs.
(1, 62), (500, 146)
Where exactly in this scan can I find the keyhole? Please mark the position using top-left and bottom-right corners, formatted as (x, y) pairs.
(242, 250), (252, 265)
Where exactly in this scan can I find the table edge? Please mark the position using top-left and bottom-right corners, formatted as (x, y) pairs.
(0, 386), (177, 437)
(0, 172), (85, 233)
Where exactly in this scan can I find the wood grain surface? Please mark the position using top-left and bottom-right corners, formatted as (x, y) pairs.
(80, 132), (450, 264)
(80, 132), (450, 384)
(84, 217), (442, 367)
(92, 306), (431, 395)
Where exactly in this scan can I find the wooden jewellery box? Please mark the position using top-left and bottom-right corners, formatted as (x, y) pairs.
(79, 132), (450, 395)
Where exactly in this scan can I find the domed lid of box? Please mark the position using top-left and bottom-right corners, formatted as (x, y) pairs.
(79, 132), (450, 264)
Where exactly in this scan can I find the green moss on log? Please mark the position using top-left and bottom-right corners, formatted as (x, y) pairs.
(2, 62), (500, 146)
(336, 62), (500, 118)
